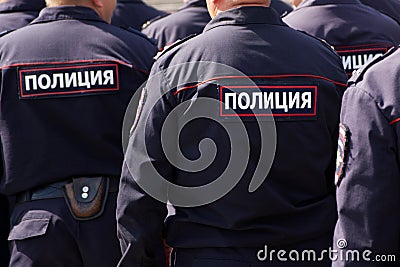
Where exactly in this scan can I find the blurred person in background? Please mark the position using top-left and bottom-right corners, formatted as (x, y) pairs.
(143, 0), (293, 51)
(0, 0), (156, 266)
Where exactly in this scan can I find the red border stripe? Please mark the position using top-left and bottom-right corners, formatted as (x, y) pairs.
(173, 75), (347, 96)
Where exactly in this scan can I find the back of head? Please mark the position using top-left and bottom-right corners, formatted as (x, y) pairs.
(46, 0), (80, 6)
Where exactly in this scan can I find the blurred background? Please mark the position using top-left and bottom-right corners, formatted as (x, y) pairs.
(144, 0), (292, 12)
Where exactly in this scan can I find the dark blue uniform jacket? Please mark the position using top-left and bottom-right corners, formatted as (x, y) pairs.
(0, 193), (8, 267)
(283, 0), (400, 77)
(361, 0), (400, 24)
(142, 0), (210, 49)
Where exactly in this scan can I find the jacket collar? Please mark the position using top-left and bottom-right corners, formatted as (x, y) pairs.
(0, 0), (45, 13)
(204, 6), (284, 32)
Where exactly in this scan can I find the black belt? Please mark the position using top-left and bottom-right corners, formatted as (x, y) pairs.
(16, 177), (119, 203)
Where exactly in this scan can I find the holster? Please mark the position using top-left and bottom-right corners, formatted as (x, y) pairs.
(63, 177), (109, 221)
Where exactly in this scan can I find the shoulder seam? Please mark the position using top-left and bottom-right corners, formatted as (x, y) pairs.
(349, 46), (399, 84)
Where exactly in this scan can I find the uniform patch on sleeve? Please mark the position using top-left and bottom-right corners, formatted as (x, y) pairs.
(18, 61), (119, 99)
(219, 85), (318, 121)
(336, 45), (390, 77)
(335, 124), (350, 186)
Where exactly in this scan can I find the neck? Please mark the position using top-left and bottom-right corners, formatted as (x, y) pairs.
(46, 0), (91, 7)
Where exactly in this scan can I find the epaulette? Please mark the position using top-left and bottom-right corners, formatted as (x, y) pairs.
(154, 34), (197, 61)
(0, 29), (15, 38)
(120, 26), (157, 46)
(349, 45), (399, 85)
(141, 13), (169, 30)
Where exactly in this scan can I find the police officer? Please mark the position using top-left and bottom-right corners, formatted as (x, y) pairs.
(271, 0), (292, 15)
(142, 0), (211, 50)
(111, 0), (168, 31)
(0, 0), (45, 32)
(332, 46), (400, 266)
(283, 0), (400, 78)
(0, 196), (9, 267)
(117, 0), (347, 266)
(360, 0), (400, 24)
(0, 0), (157, 266)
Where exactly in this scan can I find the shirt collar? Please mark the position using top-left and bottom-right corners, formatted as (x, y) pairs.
(31, 6), (106, 24)
(204, 6), (285, 32)
(297, 0), (362, 9)
(0, 0), (45, 13)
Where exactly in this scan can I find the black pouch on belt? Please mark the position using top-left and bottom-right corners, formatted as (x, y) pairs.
(63, 177), (109, 221)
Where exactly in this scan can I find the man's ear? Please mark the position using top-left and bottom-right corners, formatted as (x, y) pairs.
(92, 0), (104, 8)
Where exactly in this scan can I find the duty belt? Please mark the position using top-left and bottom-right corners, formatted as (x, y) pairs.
(16, 177), (119, 203)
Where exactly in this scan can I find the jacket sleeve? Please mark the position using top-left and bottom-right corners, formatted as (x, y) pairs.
(116, 64), (176, 267)
(333, 86), (400, 266)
